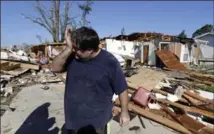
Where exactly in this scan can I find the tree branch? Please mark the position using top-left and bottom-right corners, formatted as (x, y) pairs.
(53, 0), (60, 42)
(60, 1), (70, 41)
(21, 13), (52, 34)
(35, 1), (53, 32)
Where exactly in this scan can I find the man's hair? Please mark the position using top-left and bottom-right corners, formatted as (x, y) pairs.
(72, 26), (100, 51)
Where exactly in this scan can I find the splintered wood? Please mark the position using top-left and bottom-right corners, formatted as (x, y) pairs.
(115, 83), (214, 134)
(155, 50), (186, 71)
(1, 62), (20, 71)
(1, 60), (39, 70)
(0, 60), (38, 76)
(114, 98), (192, 134)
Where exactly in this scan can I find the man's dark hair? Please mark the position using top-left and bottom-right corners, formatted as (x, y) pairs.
(72, 26), (100, 51)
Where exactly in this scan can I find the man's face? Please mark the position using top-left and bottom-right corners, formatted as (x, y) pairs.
(72, 43), (93, 60)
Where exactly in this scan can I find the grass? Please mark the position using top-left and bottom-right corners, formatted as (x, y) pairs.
(195, 84), (214, 93)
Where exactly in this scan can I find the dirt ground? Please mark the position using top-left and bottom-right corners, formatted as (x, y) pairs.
(126, 67), (169, 90)
(1, 83), (177, 134)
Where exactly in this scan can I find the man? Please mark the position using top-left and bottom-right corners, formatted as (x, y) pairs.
(51, 26), (130, 134)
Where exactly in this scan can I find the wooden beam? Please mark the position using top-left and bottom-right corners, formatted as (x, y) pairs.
(1, 63), (21, 71)
(114, 99), (192, 134)
(127, 82), (214, 119)
(184, 91), (213, 103)
(0, 61), (9, 67)
(1, 59), (40, 70)
(157, 99), (214, 119)
(0, 69), (29, 77)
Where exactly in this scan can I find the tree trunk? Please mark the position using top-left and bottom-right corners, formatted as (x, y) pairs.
(82, 13), (86, 26)
(54, 0), (60, 42)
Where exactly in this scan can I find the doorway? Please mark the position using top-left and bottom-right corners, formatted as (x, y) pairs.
(160, 43), (169, 50)
(143, 45), (149, 65)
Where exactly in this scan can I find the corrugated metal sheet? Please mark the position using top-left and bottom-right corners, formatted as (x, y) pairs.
(155, 50), (186, 71)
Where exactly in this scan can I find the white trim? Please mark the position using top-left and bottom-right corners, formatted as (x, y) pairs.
(159, 41), (171, 44)
(193, 32), (214, 39)
(194, 39), (209, 43)
(194, 39), (208, 46)
(158, 42), (170, 50)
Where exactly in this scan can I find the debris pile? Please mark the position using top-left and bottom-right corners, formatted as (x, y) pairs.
(113, 76), (214, 134)
(1, 43), (213, 133)
(0, 45), (67, 106)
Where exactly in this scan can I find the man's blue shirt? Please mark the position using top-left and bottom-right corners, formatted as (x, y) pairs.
(64, 49), (128, 129)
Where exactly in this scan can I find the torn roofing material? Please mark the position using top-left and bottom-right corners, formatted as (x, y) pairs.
(155, 50), (186, 71)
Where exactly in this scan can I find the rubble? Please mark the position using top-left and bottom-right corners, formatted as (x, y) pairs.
(114, 81), (214, 134)
(1, 42), (214, 134)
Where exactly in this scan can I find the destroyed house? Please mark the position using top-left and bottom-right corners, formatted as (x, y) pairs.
(102, 32), (196, 70)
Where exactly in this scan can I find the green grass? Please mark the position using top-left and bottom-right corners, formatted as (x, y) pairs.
(195, 85), (214, 93)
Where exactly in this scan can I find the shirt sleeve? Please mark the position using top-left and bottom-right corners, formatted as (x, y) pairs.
(111, 61), (128, 95)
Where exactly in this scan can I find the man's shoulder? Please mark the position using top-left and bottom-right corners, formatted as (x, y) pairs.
(100, 49), (119, 64)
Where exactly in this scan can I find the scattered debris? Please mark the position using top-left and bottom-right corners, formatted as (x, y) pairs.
(1, 42), (214, 134)
(0, 104), (16, 112)
(41, 86), (50, 90)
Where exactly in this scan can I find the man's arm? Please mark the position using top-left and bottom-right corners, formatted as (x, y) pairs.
(50, 48), (72, 73)
(111, 61), (130, 126)
(51, 28), (74, 73)
(119, 90), (129, 113)
(119, 89), (130, 126)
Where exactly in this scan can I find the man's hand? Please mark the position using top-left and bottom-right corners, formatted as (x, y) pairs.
(65, 27), (73, 51)
(120, 111), (130, 127)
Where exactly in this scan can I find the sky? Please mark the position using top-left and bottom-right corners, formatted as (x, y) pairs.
(1, 1), (213, 46)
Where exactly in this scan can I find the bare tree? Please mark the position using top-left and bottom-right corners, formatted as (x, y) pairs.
(36, 35), (43, 43)
(78, 0), (93, 27)
(21, 0), (77, 43)
(121, 27), (125, 35)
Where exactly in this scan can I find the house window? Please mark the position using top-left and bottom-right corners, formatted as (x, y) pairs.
(133, 45), (140, 51)
(122, 45), (126, 51)
(118, 46), (122, 50)
(183, 54), (188, 61)
(160, 43), (169, 50)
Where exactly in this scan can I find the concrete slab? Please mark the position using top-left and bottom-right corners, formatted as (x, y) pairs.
(1, 84), (178, 134)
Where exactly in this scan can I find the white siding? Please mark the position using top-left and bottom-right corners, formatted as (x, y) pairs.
(105, 39), (156, 65)
(105, 39), (142, 58)
(196, 34), (214, 59)
(180, 44), (194, 63)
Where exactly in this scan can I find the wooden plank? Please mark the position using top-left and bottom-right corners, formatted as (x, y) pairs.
(155, 50), (186, 71)
(157, 99), (214, 119)
(128, 82), (214, 119)
(153, 88), (189, 104)
(114, 99), (192, 134)
(0, 61), (9, 67)
(1, 63), (21, 71)
(0, 68), (29, 76)
(161, 106), (213, 134)
(0, 59), (40, 70)
(184, 91), (212, 103)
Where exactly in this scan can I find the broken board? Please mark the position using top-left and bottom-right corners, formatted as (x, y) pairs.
(114, 98), (192, 134)
(1, 59), (40, 70)
(155, 50), (186, 71)
(0, 61), (21, 71)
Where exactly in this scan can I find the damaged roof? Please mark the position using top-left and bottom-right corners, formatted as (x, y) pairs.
(101, 32), (195, 43)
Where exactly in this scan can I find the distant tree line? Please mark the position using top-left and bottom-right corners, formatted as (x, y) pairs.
(178, 24), (214, 39)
